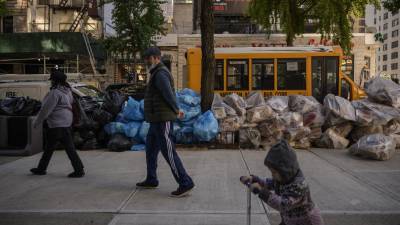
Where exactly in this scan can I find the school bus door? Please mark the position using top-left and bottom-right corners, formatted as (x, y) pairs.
(311, 57), (339, 102)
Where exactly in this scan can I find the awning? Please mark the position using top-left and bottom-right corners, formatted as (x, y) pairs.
(0, 32), (106, 60)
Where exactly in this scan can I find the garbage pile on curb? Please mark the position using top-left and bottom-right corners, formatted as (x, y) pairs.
(211, 77), (400, 161)
(73, 91), (126, 150)
(0, 97), (41, 116)
(102, 88), (218, 152)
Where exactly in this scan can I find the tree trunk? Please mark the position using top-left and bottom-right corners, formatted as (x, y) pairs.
(286, 33), (294, 46)
(200, 0), (215, 112)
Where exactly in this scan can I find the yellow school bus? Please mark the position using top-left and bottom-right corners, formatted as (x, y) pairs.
(186, 46), (365, 101)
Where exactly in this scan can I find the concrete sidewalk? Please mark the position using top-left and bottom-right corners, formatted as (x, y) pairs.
(0, 149), (399, 225)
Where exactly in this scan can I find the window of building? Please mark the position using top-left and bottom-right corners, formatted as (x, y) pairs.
(359, 19), (366, 26)
(378, 65), (381, 71)
(2, 16), (13, 33)
(277, 59), (306, 90)
(378, 55), (381, 61)
(393, 18), (400, 27)
(392, 41), (399, 48)
(374, 8), (377, 14)
(384, 23), (388, 30)
(384, 44), (388, 51)
(384, 33), (388, 40)
(374, 18), (377, 24)
(392, 52), (399, 59)
(252, 59), (274, 90)
(227, 59), (249, 90)
(383, 54), (388, 61)
(359, 28), (365, 33)
(384, 12), (389, 20)
(393, 30), (399, 38)
(392, 63), (398, 70)
(214, 60), (224, 90)
(379, 26), (381, 31)
(393, 10), (399, 16)
(383, 65), (388, 71)
(379, 16), (381, 21)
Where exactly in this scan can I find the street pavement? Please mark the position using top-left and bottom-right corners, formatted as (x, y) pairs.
(0, 149), (399, 225)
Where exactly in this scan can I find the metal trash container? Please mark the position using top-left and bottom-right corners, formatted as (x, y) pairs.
(0, 115), (43, 156)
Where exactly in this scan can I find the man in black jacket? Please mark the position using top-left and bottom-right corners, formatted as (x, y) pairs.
(136, 47), (195, 197)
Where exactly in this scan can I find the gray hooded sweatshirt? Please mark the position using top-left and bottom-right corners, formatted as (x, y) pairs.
(34, 86), (73, 128)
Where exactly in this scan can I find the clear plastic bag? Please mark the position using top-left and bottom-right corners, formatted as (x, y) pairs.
(245, 92), (265, 108)
(350, 125), (383, 142)
(318, 128), (350, 149)
(224, 93), (247, 116)
(324, 94), (356, 126)
(349, 134), (396, 161)
(280, 112), (303, 128)
(266, 96), (289, 113)
(239, 128), (261, 149)
(365, 77), (400, 108)
(289, 95), (320, 114)
(219, 116), (242, 132)
(246, 105), (275, 123)
(352, 99), (400, 126)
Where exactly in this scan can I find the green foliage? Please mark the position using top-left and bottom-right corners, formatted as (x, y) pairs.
(0, 0), (7, 16)
(103, 0), (166, 60)
(248, 0), (380, 54)
(383, 0), (400, 13)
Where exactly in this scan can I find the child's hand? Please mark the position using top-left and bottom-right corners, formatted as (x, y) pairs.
(240, 175), (260, 185)
(240, 176), (252, 185)
(249, 183), (262, 194)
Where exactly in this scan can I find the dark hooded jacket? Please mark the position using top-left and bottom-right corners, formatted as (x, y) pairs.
(260, 140), (324, 225)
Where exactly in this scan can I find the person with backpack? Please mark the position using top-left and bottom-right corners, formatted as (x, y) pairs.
(136, 47), (195, 197)
(30, 70), (85, 178)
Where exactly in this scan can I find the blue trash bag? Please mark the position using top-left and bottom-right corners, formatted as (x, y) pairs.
(131, 144), (146, 151)
(138, 122), (150, 143)
(179, 103), (201, 122)
(194, 111), (219, 142)
(178, 116), (198, 127)
(122, 97), (144, 121)
(124, 122), (142, 138)
(173, 122), (181, 136)
(177, 88), (201, 106)
(104, 122), (126, 135)
(140, 99), (145, 114)
(175, 126), (196, 144)
(115, 113), (129, 123)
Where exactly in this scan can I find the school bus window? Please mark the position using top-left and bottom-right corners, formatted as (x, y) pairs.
(227, 59), (249, 90)
(215, 60), (224, 90)
(277, 59), (306, 90)
(252, 59), (274, 90)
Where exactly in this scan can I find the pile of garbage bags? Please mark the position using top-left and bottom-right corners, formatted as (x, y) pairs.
(73, 91), (126, 150)
(0, 97), (41, 116)
(212, 92), (322, 149)
(103, 88), (218, 151)
(210, 77), (400, 161)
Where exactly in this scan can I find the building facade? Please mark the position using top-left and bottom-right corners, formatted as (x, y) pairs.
(366, 4), (400, 79)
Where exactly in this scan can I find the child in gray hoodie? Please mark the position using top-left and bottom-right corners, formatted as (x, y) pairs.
(30, 71), (84, 178)
(240, 140), (324, 225)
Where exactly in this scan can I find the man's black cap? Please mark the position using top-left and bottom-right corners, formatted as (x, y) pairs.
(143, 47), (161, 58)
(49, 70), (67, 82)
